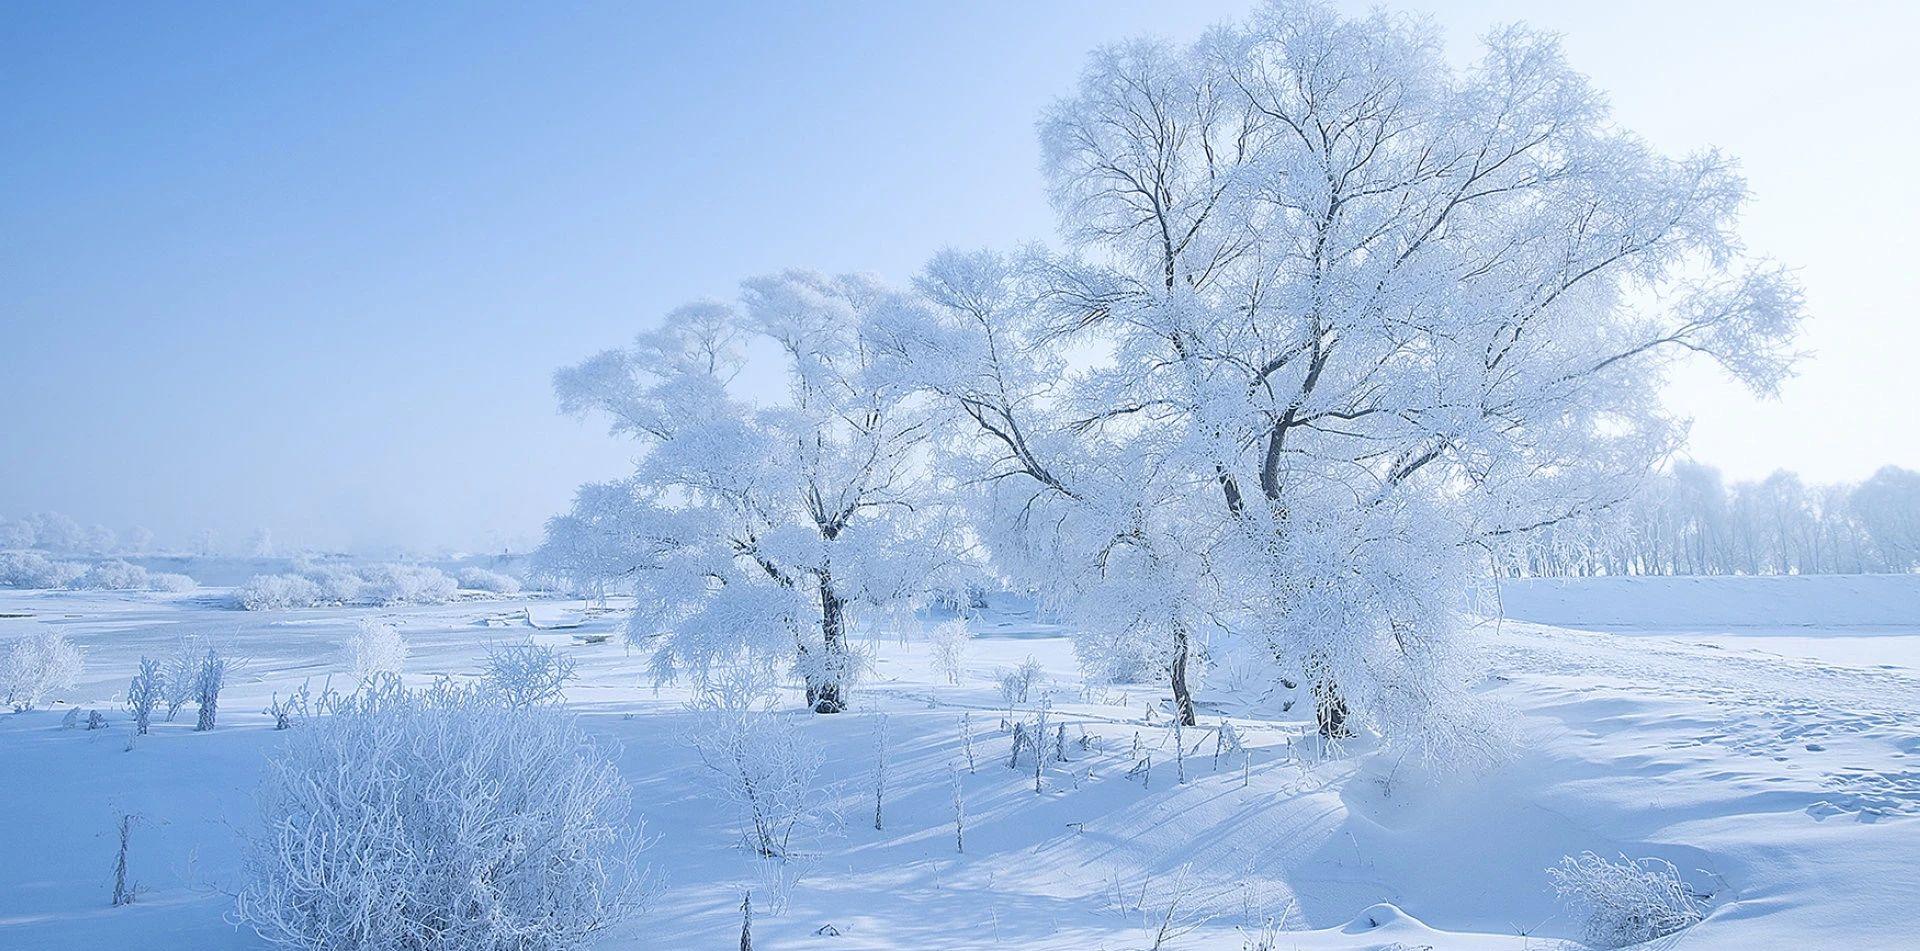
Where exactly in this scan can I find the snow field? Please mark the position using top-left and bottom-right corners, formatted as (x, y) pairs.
(1, 579), (1917, 948)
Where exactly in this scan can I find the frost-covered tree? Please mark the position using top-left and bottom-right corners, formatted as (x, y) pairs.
(0, 517), (34, 550)
(29, 512), (84, 552)
(890, 2), (1800, 739)
(1852, 466), (1920, 571)
(542, 274), (962, 712)
(1513, 462), (1919, 577)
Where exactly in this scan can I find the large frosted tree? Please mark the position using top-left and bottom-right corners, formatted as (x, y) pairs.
(541, 272), (957, 712)
(888, 2), (1801, 738)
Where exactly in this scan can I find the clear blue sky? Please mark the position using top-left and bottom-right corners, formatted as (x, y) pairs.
(5, 1), (1915, 553)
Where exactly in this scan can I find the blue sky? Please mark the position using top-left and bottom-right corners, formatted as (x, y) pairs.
(4, 1), (1915, 553)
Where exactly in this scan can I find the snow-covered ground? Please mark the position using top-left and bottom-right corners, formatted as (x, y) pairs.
(2, 576), (1917, 949)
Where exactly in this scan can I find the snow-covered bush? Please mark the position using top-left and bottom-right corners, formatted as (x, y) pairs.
(927, 619), (970, 685)
(458, 566), (523, 595)
(0, 550), (87, 589)
(482, 643), (577, 707)
(148, 571), (195, 592)
(72, 559), (149, 590)
(341, 618), (408, 683)
(302, 564), (366, 603)
(688, 667), (829, 857)
(235, 675), (643, 951)
(2, 632), (85, 710)
(0, 552), (189, 591)
(238, 563), (459, 610)
(69, 559), (195, 592)
(358, 563), (457, 606)
(236, 574), (322, 610)
(1549, 852), (1708, 948)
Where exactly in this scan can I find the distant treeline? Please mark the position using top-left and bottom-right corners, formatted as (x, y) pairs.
(1514, 464), (1920, 577)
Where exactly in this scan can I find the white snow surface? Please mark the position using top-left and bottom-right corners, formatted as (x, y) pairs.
(1, 577), (1916, 949)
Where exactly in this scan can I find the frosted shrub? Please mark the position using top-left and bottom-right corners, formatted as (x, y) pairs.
(0, 550), (87, 589)
(194, 649), (233, 731)
(148, 571), (195, 592)
(303, 565), (366, 603)
(236, 675), (643, 951)
(73, 559), (147, 589)
(482, 643), (577, 707)
(689, 668), (828, 858)
(341, 618), (408, 683)
(458, 566), (523, 595)
(69, 559), (196, 592)
(1550, 852), (1707, 948)
(162, 637), (202, 721)
(927, 619), (970, 685)
(241, 564), (459, 609)
(2, 631), (85, 710)
(237, 574), (322, 610)
(358, 563), (457, 606)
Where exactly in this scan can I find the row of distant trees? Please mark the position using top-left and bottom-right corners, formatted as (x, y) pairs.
(1513, 464), (1920, 577)
(0, 511), (273, 558)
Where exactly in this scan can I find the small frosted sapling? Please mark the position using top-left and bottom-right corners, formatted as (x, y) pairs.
(962, 712), (975, 773)
(126, 658), (163, 735)
(1173, 716), (1186, 785)
(872, 714), (888, 831)
(162, 642), (200, 721)
(928, 618), (970, 685)
(951, 763), (965, 854)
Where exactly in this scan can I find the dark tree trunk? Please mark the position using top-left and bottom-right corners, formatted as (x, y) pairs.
(739, 892), (752, 951)
(1313, 675), (1352, 739)
(808, 571), (848, 714)
(1169, 623), (1196, 726)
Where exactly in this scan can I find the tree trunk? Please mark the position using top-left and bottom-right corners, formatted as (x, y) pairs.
(808, 571), (848, 714)
(1313, 675), (1351, 739)
(1169, 623), (1196, 726)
